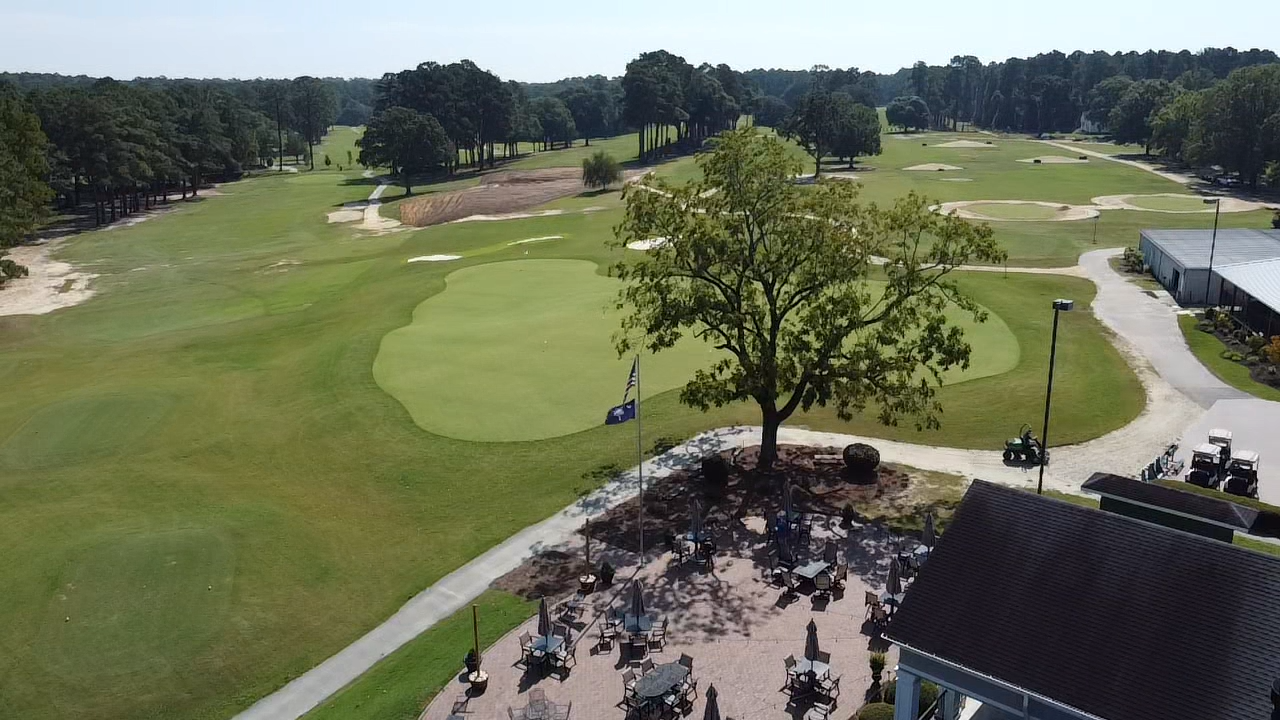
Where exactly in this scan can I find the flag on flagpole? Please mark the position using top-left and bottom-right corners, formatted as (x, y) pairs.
(623, 356), (638, 399)
(605, 399), (637, 425)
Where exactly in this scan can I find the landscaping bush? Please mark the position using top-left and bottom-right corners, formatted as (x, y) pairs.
(1120, 246), (1144, 273)
(1266, 337), (1280, 365)
(1221, 350), (1244, 362)
(1247, 335), (1267, 353)
(869, 652), (886, 684)
(701, 455), (730, 486)
(1273, 209), (1280, 229)
(843, 443), (881, 473)
(878, 679), (940, 710)
(858, 703), (895, 720)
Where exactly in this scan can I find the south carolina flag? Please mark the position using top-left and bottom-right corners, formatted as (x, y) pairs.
(604, 357), (640, 424)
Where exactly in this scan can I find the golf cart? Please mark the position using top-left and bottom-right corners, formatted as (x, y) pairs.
(1223, 451), (1260, 499)
(1186, 443), (1227, 489)
(1208, 428), (1233, 458)
(1003, 423), (1048, 466)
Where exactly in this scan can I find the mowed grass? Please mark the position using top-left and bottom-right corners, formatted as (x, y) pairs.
(1177, 315), (1280, 402)
(0, 129), (1140, 720)
(965, 203), (1064, 221)
(1124, 194), (1215, 212)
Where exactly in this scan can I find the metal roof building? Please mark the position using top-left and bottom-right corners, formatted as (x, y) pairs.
(1138, 229), (1280, 305)
(1217, 257), (1280, 335)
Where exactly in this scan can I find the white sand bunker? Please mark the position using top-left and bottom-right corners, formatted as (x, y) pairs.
(327, 207), (364, 223)
(508, 236), (562, 246)
(408, 255), (462, 263)
(935, 200), (1100, 222)
(0, 240), (98, 317)
(451, 209), (565, 223)
(938, 178), (974, 182)
(1018, 155), (1088, 164)
(627, 238), (670, 251)
(1091, 193), (1277, 213)
(935, 140), (997, 149)
(905, 163), (963, 172)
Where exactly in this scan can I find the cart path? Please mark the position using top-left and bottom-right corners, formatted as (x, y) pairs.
(1037, 140), (1196, 185)
(233, 253), (1216, 720)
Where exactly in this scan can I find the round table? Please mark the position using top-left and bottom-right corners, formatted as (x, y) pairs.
(793, 658), (831, 679)
(634, 662), (690, 699)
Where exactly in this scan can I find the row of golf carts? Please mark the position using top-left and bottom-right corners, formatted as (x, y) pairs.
(1186, 428), (1261, 499)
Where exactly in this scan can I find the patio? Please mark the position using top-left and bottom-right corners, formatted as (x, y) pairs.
(423, 509), (918, 720)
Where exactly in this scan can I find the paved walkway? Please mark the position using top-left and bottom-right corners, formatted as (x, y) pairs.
(235, 251), (1251, 720)
(1037, 140), (1196, 185)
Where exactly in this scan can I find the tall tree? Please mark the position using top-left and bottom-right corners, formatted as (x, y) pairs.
(290, 76), (337, 170)
(784, 90), (841, 176)
(0, 82), (51, 282)
(1108, 79), (1177, 153)
(613, 129), (1003, 468)
(831, 99), (882, 167)
(530, 96), (577, 149)
(358, 107), (451, 194)
(1194, 64), (1280, 187)
(752, 96), (790, 129)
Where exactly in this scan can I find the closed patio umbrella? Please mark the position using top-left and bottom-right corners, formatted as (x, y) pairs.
(629, 579), (646, 619)
(823, 540), (837, 565)
(887, 558), (902, 596)
(690, 498), (703, 540)
(703, 684), (721, 720)
(923, 512), (936, 550)
(803, 619), (820, 661)
(783, 481), (794, 519)
(537, 596), (551, 638)
(777, 530), (794, 564)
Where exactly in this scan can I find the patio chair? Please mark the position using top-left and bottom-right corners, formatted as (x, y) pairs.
(781, 571), (799, 600)
(807, 700), (835, 719)
(816, 650), (831, 665)
(641, 658), (655, 674)
(813, 572), (833, 600)
(818, 674), (841, 700)
(552, 700), (571, 720)
(648, 617), (667, 650)
(682, 677), (699, 703)
(871, 604), (890, 632)
(621, 689), (644, 714)
(598, 621), (618, 649)
(529, 688), (546, 704)
(784, 654), (798, 676)
(678, 653), (694, 671)
(832, 563), (848, 589)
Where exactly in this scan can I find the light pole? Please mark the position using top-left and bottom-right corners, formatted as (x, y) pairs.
(1204, 197), (1221, 306)
(1038, 298), (1074, 495)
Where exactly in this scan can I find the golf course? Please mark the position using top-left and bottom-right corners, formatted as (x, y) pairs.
(1, 119), (1254, 720)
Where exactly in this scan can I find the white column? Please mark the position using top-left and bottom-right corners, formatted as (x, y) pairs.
(895, 669), (922, 720)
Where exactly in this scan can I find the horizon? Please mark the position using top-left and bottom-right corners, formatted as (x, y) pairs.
(3, 0), (1279, 82)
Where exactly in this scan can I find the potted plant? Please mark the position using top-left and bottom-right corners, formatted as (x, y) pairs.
(466, 606), (488, 693)
(869, 652), (887, 686)
(598, 560), (616, 588)
(463, 648), (479, 675)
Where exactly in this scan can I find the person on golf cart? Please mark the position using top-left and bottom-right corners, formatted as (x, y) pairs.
(1021, 427), (1038, 450)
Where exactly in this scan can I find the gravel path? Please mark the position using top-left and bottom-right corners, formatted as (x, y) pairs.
(1037, 140), (1196, 184)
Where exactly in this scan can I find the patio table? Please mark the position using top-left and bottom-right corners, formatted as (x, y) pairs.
(880, 592), (905, 607)
(792, 560), (831, 581)
(634, 662), (690, 699)
(792, 658), (831, 680)
(529, 635), (564, 655)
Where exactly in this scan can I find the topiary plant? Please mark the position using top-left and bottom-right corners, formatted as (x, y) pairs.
(858, 703), (895, 720)
(869, 651), (886, 684)
(844, 443), (881, 473)
(598, 560), (616, 587)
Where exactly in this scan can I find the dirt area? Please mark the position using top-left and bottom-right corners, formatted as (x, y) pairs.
(400, 167), (645, 227)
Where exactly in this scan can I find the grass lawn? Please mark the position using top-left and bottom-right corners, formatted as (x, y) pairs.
(0, 127), (1142, 720)
(1123, 195), (1214, 212)
(1177, 315), (1280, 402)
(305, 590), (534, 720)
(964, 203), (1063, 221)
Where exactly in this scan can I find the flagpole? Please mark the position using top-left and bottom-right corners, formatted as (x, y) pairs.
(635, 354), (645, 560)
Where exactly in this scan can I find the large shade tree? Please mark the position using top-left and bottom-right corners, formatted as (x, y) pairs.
(613, 129), (1004, 468)
(358, 107), (451, 194)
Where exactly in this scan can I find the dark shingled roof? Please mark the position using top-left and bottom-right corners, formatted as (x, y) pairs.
(1082, 472), (1259, 531)
(886, 480), (1280, 720)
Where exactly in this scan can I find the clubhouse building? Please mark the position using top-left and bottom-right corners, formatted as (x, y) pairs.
(1139, 228), (1280, 334)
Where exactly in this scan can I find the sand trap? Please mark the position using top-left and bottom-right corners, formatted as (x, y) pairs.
(887, 133), (923, 140)
(451, 209), (565, 224)
(581, 206), (607, 214)
(935, 140), (996, 149)
(0, 240), (97, 317)
(938, 178), (974, 182)
(1091, 193), (1276, 213)
(508, 236), (563, 246)
(1018, 156), (1088, 164)
(935, 200), (1099, 222)
(408, 255), (462, 263)
(627, 238), (670, 251)
(904, 163), (963, 172)
(327, 208), (364, 223)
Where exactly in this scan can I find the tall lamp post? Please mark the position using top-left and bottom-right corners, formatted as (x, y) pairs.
(1204, 197), (1221, 307)
(1038, 299), (1074, 495)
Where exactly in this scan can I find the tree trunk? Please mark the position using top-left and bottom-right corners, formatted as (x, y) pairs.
(758, 407), (781, 470)
(308, 139), (315, 170)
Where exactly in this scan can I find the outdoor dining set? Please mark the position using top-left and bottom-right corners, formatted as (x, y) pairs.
(865, 513), (937, 630)
(506, 688), (571, 720)
(598, 580), (667, 658)
(782, 619), (841, 720)
(669, 499), (717, 570)
(518, 598), (578, 679)
(619, 653), (698, 719)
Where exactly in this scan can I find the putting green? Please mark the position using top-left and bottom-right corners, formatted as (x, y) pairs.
(0, 393), (174, 471)
(35, 529), (235, 681)
(373, 260), (1019, 442)
(1124, 195), (1211, 212)
(964, 203), (1063, 220)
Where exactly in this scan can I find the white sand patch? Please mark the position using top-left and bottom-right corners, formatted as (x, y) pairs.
(935, 199), (1100, 222)
(935, 140), (996, 149)
(450, 209), (565, 223)
(904, 163), (963, 171)
(407, 255), (462, 263)
(1018, 156), (1088, 164)
(938, 178), (974, 182)
(361, 169), (375, 178)
(263, 259), (302, 274)
(627, 238), (670, 251)
(0, 241), (98, 317)
(507, 236), (563, 246)
(327, 208), (364, 223)
(581, 206), (607, 214)
(1091, 193), (1277, 213)
(360, 200), (401, 231)
(886, 133), (923, 140)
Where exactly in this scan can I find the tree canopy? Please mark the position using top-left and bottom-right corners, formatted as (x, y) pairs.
(581, 151), (622, 190)
(0, 82), (52, 252)
(358, 107), (451, 194)
(885, 96), (929, 131)
(612, 129), (1004, 467)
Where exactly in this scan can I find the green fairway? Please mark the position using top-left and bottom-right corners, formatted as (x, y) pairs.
(1123, 194), (1215, 212)
(964, 203), (1065, 221)
(0, 127), (1142, 720)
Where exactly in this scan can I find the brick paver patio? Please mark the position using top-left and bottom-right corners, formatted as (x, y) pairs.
(423, 514), (908, 720)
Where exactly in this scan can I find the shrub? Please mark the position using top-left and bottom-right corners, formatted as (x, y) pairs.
(597, 560), (616, 587)
(1221, 350), (1244, 362)
(878, 679), (940, 712)
(0, 252), (29, 285)
(1247, 335), (1268, 353)
(581, 151), (622, 190)
(1273, 209), (1280, 229)
(843, 443), (881, 473)
(1266, 337), (1280, 365)
(702, 455), (730, 486)
(869, 652), (886, 682)
(1120, 246), (1145, 273)
(858, 703), (895, 720)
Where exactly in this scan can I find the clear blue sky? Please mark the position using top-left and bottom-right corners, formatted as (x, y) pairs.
(2, 0), (1277, 81)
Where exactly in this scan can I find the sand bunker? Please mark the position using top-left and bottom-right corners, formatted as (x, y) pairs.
(935, 140), (996, 149)
(936, 200), (1099, 222)
(905, 163), (963, 172)
(627, 238), (670, 251)
(0, 241), (97, 317)
(327, 206), (364, 223)
(407, 255), (462, 263)
(508, 236), (562, 246)
(1018, 155), (1088, 164)
(1091, 193), (1276, 213)
(938, 178), (974, 182)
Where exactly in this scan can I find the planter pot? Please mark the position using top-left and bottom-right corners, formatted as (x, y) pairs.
(578, 574), (597, 594)
(467, 670), (489, 694)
